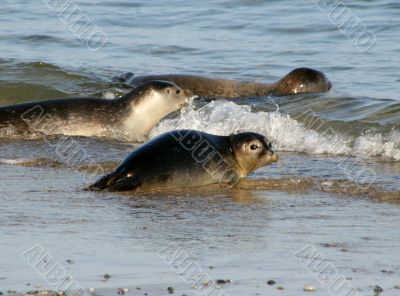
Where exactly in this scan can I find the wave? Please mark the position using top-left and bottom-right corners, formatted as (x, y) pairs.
(151, 100), (400, 160)
(0, 59), (132, 103)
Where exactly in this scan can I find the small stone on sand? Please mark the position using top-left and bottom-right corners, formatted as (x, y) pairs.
(216, 279), (231, 285)
(167, 287), (174, 294)
(303, 285), (316, 292)
(117, 288), (128, 295)
(103, 274), (111, 279)
(267, 280), (276, 285)
(373, 285), (383, 293)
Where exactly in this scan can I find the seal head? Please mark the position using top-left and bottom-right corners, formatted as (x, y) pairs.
(273, 68), (332, 95)
(229, 132), (278, 177)
(119, 80), (193, 135)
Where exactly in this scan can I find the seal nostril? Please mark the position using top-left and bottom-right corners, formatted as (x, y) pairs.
(176, 89), (181, 94)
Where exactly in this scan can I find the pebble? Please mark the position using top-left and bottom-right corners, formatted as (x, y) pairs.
(89, 288), (96, 293)
(103, 274), (111, 279)
(66, 260), (74, 264)
(216, 279), (231, 285)
(117, 288), (128, 295)
(394, 284), (400, 289)
(303, 285), (317, 292)
(373, 285), (383, 293)
(267, 280), (276, 286)
(277, 286), (284, 290)
(167, 287), (174, 294)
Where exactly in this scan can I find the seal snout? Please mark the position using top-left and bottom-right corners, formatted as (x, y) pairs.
(261, 138), (278, 163)
(264, 148), (279, 163)
(268, 150), (279, 162)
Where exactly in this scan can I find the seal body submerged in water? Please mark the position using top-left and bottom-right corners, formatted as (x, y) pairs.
(116, 68), (331, 99)
(89, 129), (279, 192)
(0, 81), (192, 137)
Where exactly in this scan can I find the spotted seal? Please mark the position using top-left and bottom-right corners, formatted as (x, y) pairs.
(0, 81), (192, 137)
(89, 129), (278, 191)
(115, 68), (331, 99)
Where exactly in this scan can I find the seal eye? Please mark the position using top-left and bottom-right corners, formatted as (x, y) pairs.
(250, 144), (259, 151)
(176, 89), (181, 94)
(166, 89), (170, 94)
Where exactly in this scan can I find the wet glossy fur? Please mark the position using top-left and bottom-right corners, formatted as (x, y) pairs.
(119, 68), (331, 99)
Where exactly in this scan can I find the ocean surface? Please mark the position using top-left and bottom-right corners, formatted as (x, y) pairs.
(1, 0), (400, 295)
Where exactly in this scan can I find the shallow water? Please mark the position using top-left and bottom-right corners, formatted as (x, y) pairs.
(1, 0), (400, 295)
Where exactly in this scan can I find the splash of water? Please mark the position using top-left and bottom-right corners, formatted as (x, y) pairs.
(151, 101), (400, 160)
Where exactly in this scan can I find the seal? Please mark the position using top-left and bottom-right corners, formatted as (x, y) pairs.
(0, 80), (192, 137)
(117, 67), (331, 99)
(89, 129), (279, 192)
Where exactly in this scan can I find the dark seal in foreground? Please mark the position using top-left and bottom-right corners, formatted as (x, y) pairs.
(90, 130), (279, 191)
(116, 67), (331, 99)
(0, 81), (192, 137)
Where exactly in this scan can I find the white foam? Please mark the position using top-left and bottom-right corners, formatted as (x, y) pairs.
(151, 100), (400, 160)
(354, 130), (400, 160)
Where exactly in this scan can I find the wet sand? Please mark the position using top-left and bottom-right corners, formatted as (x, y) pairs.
(1, 157), (400, 296)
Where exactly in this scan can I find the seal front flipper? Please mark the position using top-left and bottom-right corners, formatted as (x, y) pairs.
(108, 174), (141, 192)
(88, 173), (120, 191)
(218, 170), (241, 188)
(89, 172), (141, 192)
